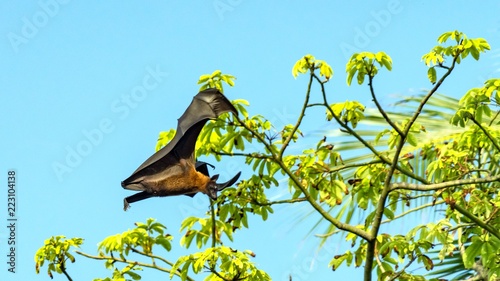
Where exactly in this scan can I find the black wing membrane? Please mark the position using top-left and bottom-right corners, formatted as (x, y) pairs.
(122, 88), (238, 190)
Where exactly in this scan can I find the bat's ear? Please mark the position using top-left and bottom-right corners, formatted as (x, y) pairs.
(210, 174), (219, 181)
(216, 171), (241, 192)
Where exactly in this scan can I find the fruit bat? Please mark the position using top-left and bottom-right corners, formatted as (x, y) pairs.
(121, 88), (241, 211)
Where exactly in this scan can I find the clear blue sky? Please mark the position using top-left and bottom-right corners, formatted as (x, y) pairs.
(1, 1), (500, 280)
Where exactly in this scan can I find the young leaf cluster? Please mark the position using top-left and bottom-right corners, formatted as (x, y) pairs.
(198, 70), (236, 93)
(292, 54), (333, 80)
(422, 30), (490, 84)
(35, 236), (83, 280)
(346, 51), (392, 86)
(452, 78), (500, 127)
(170, 246), (270, 281)
(327, 100), (366, 128)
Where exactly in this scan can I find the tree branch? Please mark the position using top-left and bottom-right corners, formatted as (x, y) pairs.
(380, 200), (446, 225)
(390, 174), (500, 191)
(210, 200), (217, 248)
(470, 117), (500, 153)
(488, 109), (500, 126)
(206, 265), (232, 281)
(368, 75), (404, 136)
(328, 160), (384, 174)
(129, 247), (175, 267)
(60, 261), (73, 281)
(452, 203), (500, 240)
(213, 151), (272, 160)
(365, 54), (461, 281)
(252, 197), (307, 206)
(387, 255), (417, 281)
(278, 70), (313, 159)
(75, 251), (194, 281)
(233, 115), (372, 241)
(316, 197), (445, 239)
(312, 73), (428, 184)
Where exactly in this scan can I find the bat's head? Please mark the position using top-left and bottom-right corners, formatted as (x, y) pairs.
(206, 174), (219, 200)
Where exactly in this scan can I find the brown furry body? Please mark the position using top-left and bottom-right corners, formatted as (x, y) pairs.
(141, 159), (211, 197)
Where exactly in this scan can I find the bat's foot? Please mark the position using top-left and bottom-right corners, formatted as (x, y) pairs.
(123, 199), (130, 211)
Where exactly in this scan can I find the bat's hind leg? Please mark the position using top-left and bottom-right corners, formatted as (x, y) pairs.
(123, 191), (152, 211)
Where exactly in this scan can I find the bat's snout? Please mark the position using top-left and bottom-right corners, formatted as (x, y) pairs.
(207, 175), (220, 200)
(207, 189), (218, 200)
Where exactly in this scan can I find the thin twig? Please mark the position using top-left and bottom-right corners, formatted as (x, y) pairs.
(317, 198), (446, 238)
(448, 222), (475, 233)
(380, 200), (446, 225)
(211, 200), (217, 248)
(470, 117), (500, 153)
(213, 151), (272, 160)
(387, 255), (417, 281)
(374, 254), (386, 275)
(205, 265), (232, 281)
(327, 160), (384, 174)
(278, 70), (313, 160)
(368, 75), (404, 136)
(390, 174), (500, 192)
(60, 261), (73, 281)
(452, 204), (500, 240)
(488, 110), (500, 126)
(75, 251), (195, 281)
(129, 247), (175, 267)
(252, 197), (307, 206)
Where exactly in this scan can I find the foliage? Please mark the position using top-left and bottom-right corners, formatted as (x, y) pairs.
(197, 69), (236, 93)
(292, 54), (333, 80)
(35, 236), (83, 280)
(35, 30), (500, 281)
(170, 246), (269, 281)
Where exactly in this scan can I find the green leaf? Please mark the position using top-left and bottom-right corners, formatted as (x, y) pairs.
(427, 67), (437, 84)
(198, 74), (211, 84)
(156, 237), (172, 252)
(319, 61), (334, 80)
(421, 254), (434, 270)
(124, 271), (142, 280)
(407, 132), (418, 146)
(329, 253), (348, 271)
(347, 68), (356, 86)
(66, 252), (75, 263)
(357, 71), (365, 85)
(464, 240), (482, 268)
(437, 31), (453, 43)
(383, 208), (395, 220)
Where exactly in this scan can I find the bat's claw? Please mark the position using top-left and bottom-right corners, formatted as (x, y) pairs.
(123, 199), (130, 211)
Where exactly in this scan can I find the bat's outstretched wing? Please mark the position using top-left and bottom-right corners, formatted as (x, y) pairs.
(121, 88), (238, 191)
